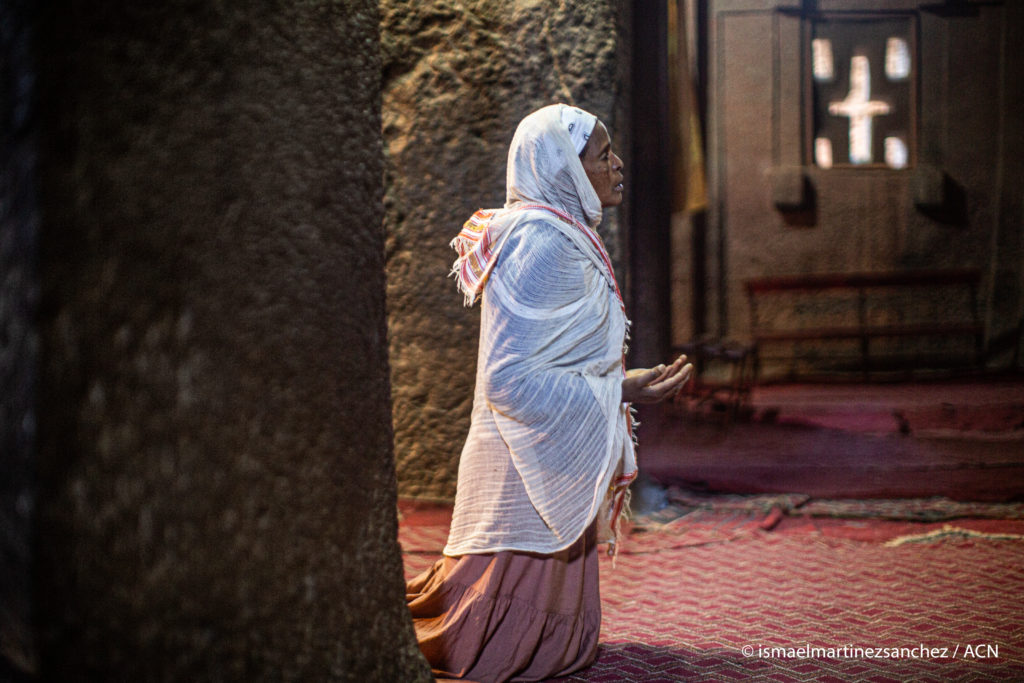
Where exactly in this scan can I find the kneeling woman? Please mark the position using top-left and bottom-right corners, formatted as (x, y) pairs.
(406, 104), (691, 682)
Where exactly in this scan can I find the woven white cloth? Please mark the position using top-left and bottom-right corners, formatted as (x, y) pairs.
(444, 105), (636, 555)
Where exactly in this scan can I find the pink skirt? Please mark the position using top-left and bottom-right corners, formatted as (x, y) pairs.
(406, 522), (601, 682)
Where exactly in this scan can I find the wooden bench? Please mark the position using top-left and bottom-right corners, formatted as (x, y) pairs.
(744, 268), (984, 380)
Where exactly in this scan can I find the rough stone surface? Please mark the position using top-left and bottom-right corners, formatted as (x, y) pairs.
(383, 0), (629, 500)
(1, 1), (40, 678)
(29, 2), (430, 681)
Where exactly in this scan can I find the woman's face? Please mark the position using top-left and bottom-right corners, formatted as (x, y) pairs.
(581, 121), (624, 207)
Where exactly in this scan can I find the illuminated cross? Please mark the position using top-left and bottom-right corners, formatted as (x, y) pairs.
(828, 55), (890, 164)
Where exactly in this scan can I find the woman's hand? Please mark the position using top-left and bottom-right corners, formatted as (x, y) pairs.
(621, 355), (693, 404)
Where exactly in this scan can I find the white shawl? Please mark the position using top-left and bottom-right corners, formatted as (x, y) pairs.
(444, 105), (637, 555)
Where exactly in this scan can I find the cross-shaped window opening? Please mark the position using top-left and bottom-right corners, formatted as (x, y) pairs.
(808, 14), (916, 170)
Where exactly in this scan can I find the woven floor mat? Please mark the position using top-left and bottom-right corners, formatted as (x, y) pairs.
(403, 528), (1024, 681)
(402, 509), (1024, 681)
(559, 534), (1024, 681)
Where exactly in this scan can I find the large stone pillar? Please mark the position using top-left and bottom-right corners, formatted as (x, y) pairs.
(20, 2), (430, 680)
(383, 0), (631, 499)
(1, 1), (39, 678)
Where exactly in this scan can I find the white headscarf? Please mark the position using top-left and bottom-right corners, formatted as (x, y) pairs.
(505, 103), (603, 229)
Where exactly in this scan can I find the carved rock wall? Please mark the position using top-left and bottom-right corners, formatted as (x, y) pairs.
(383, 0), (629, 499)
(707, 1), (1024, 375)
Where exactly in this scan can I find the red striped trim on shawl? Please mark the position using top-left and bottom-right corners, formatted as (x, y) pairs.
(607, 469), (638, 558)
(452, 209), (498, 300)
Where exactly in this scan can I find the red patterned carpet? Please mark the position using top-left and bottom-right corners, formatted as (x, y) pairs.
(400, 500), (1024, 681)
